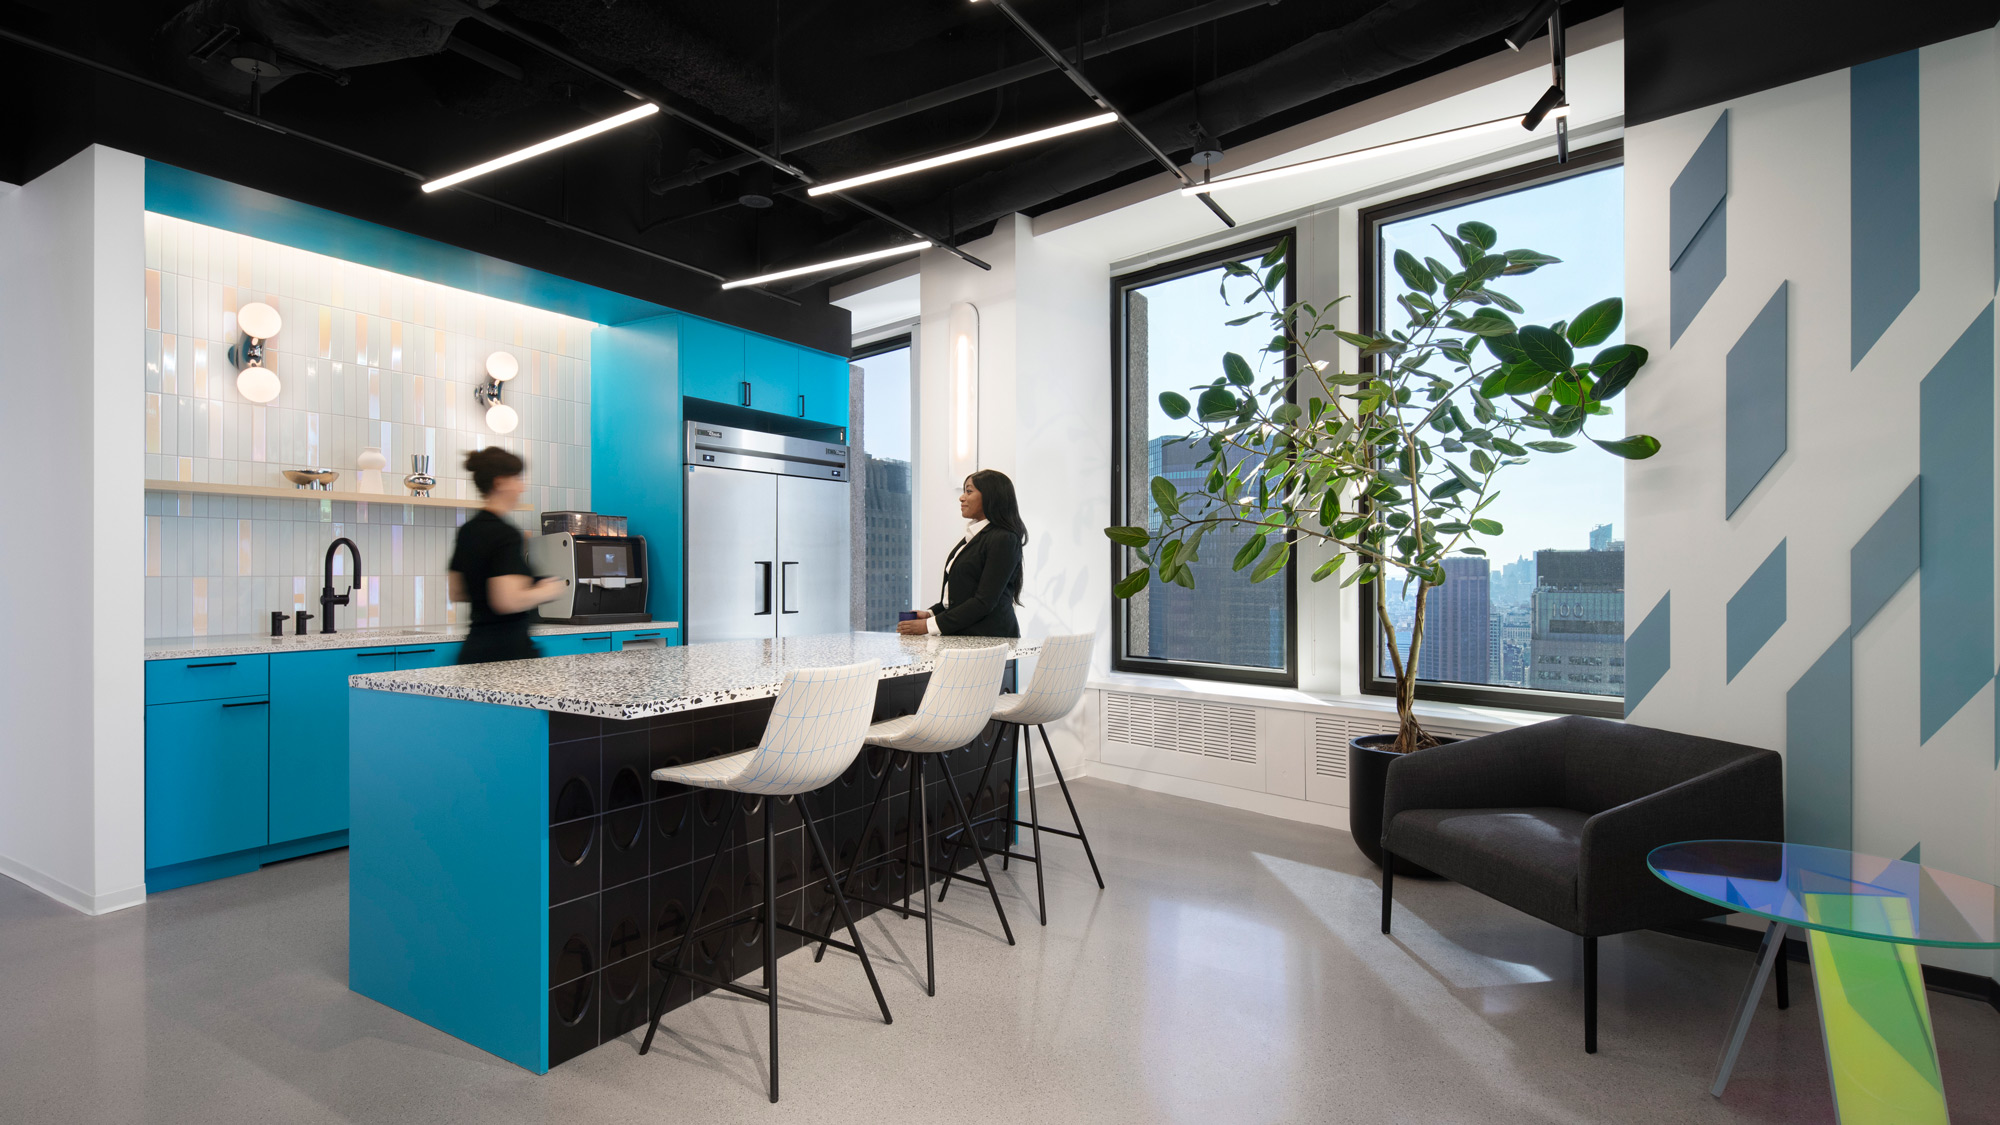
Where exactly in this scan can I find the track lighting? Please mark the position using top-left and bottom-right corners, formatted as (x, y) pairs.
(1522, 84), (1567, 131)
(422, 103), (660, 193)
(805, 112), (1118, 196)
(720, 242), (933, 290)
(1182, 107), (1569, 196)
(1504, 0), (1564, 51)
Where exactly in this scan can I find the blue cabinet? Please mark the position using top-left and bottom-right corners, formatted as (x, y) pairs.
(611, 628), (674, 651)
(797, 348), (851, 426)
(269, 647), (396, 843)
(680, 317), (746, 406)
(538, 633), (613, 658)
(146, 654), (268, 704)
(744, 333), (799, 414)
(395, 642), (463, 670)
(145, 696), (270, 870)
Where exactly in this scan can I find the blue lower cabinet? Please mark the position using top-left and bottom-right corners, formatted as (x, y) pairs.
(270, 647), (398, 843)
(611, 629), (674, 651)
(396, 642), (463, 670)
(145, 654), (269, 705)
(540, 633), (613, 658)
(145, 696), (270, 870)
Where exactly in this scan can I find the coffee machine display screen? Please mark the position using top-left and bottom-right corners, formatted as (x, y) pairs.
(590, 544), (629, 578)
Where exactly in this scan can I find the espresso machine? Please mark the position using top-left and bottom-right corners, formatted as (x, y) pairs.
(527, 512), (651, 625)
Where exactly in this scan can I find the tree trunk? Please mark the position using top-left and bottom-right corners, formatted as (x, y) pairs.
(1395, 583), (1432, 753)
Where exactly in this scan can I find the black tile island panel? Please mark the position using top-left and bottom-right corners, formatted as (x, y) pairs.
(543, 665), (1019, 1067)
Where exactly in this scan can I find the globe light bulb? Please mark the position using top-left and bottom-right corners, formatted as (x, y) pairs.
(486, 351), (520, 382)
(238, 301), (283, 340)
(485, 402), (519, 434)
(236, 365), (281, 404)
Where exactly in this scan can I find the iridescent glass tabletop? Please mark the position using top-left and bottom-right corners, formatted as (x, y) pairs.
(1649, 840), (2000, 949)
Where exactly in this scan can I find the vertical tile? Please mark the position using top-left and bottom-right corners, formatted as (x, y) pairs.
(146, 269), (161, 330)
(253, 405), (267, 462)
(146, 393), (161, 455)
(161, 333), (178, 394)
(238, 520), (253, 576)
(192, 577), (208, 636)
(193, 340), (210, 399)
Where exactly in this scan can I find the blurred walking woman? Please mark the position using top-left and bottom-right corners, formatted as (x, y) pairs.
(899, 469), (1026, 638)
(449, 447), (566, 664)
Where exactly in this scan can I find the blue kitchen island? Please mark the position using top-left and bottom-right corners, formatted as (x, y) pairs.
(346, 632), (1036, 1073)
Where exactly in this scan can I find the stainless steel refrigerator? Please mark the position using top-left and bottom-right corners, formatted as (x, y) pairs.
(683, 422), (852, 643)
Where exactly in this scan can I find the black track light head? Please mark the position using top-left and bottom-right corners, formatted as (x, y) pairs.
(1505, 0), (1564, 51)
(1522, 84), (1567, 131)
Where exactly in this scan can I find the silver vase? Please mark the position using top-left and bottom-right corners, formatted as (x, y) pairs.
(404, 454), (436, 497)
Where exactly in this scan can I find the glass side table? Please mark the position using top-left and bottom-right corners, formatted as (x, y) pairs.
(1649, 840), (2000, 1124)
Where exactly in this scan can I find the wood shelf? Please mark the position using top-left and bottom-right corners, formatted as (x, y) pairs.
(144, 479), (528, 511)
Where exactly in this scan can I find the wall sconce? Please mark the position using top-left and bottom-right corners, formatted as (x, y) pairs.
(474, 350), (520, 433)
(230, 301), (284, 404)
(948, 302), (979, 470)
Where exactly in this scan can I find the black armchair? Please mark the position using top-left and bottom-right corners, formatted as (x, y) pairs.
(1379, 715), (1783, 1053)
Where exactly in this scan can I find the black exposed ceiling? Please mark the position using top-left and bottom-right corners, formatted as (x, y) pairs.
(0, 0), (1617, 349)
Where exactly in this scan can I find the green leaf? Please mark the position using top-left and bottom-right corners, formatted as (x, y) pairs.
(1197, 386), (1239, 421)
(1430, 479), (1468, 500)
(1459, 309), (1519, 338)
(1392, 249), (1436, 295)
(1171, 565), (1196, 589)
(1491, 438), (1528, 456)
(1502, 365), (1556, 396)
(1222, 351), (1254, 386)
(1502, 249), (1561, 274)
(1232, 533), (1268, 572)
(1477, 369), (1513, 398)
(1309, 554), (1347, 582)
(1591, 434), (1663, 459)
(1260, 240), (1288, 268)
(1250, 539), (1291, 583)
(1434, 521), (1469, 533)
(1588, 344), (1649, 400)
(1463, 253), (1510, 287)
(1469, 449), (1495, 474)
(1263, 262), (1289, 294)
(1105, 525), (1151, 547)
(1224, 313), (1258, 327)
(1567, 298), (1623, 346)
(1272, 403), (1303, 425)
(1469, 518), (1503, 535)
(1518, 325), (1575, 373)
(1457, 220), (1497, 250)
(1150, 475), (1180, 516)
(1524, 440), (1576, 453)
(1158, 391), (1191, 419)
(1486, 332), (1526, 365)
(1112, 567), (1150, 598)
(1485, 289), (1525, 314)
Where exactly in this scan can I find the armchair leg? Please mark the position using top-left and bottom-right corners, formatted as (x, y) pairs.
(1380, 850), (1394, 935)
(1584, 936), (1598, 1054)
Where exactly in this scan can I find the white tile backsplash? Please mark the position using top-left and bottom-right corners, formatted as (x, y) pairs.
(145, 212), (594, 637)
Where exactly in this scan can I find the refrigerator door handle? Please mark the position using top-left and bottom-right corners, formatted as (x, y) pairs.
(780, 562), (799, 614)
(753, 561), (773, 615)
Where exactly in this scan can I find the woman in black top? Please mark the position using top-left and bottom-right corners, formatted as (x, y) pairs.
(448, 447), (566, 664)
(899, 469), (1025, 638)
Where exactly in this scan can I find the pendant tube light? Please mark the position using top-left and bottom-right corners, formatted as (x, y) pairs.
(948, 301), (980, 470)
(1182, 107), (1570, 196)
(720, 241), (933, 290)
(422, 103), (660, 193)
(806, 112), (1119, 196)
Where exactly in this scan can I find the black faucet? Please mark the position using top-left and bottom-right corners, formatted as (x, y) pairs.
(321, 537), (362, 634)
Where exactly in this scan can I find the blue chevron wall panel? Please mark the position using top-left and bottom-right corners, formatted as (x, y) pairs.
(1850, 52), (1921, 365)
(1786, 630), (1853, 850)
(1917, 303), (1995, 741)
(1726, 540), (1787, 682)
(1849, 479), (1922, 633)
(1724, 282), (1789, 517)
(1669, 112), (1729, 344)
(1623, 593), (1671, 715)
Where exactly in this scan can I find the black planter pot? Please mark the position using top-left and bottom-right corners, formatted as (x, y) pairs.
(1347, 734), (1442, 878)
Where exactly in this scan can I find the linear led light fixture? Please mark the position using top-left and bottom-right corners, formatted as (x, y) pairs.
(1182, 106), (1570, 195)
(720, 241), (934, 290)
(422, 103), (660, 193)
(807, 112), (1119, 196)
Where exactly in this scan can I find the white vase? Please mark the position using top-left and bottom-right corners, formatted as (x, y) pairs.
(357, 446), (388, 471)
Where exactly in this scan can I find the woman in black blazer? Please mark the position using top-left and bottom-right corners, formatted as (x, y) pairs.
(898, 469), (1025, 638)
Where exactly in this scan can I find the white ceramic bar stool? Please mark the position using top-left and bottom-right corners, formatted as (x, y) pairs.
(639, 659), (889, 1104)
(814, 644), (1015, 996)
(941, 632), (1102, 925)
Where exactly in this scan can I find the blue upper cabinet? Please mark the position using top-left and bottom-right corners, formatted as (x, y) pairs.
(680, 316), (746, 405)
(797, 349), (851, 427)
(744, 333), (799, 415)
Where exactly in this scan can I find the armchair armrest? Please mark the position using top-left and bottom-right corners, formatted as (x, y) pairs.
(1577, 750), (1783, 935)
(1381, 719), (1570, 830)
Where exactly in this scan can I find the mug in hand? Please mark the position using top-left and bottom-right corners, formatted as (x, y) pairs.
(897, 611), (921, 622)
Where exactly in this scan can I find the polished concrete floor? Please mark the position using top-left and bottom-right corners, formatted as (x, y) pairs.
(3, 779), (1998, 1124)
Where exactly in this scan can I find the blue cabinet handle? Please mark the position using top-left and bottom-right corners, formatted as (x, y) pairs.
(630, 632), (661, 639)
(357, 651), (397, 658)
(400, 648), (436, 655)
(188, 661), (238, 669)
(740, 380), (751, 408)
(582, 635), (612, 641)
(222, 700), (269, 708)
(798, 393), (805, 417)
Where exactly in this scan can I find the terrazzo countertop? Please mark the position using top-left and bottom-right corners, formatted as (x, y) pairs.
(348, 632), (1040, 720)
(145, 620), (679, 661)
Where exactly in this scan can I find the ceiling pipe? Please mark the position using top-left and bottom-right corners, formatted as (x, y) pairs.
(648, 0), (1284, 195)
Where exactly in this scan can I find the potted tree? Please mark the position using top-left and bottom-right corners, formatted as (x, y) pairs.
(1105, 222), (1657, 868)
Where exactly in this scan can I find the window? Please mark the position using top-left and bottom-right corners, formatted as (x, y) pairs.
(1359, 146), (1626, 717)
(1112, 235), (1297, 687)
(854, 337), (913, 632)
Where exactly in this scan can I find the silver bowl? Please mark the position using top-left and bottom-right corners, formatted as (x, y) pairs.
(283, 469), (339, 490)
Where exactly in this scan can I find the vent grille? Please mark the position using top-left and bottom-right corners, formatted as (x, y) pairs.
(1103, 692), (1258, 764)
(1309, 714), (1395, 778)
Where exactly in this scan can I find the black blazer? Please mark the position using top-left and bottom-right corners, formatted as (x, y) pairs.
(929, 525), (1022, 637)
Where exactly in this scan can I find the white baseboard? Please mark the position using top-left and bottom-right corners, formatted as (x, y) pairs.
(0, 853), (146, 916)
(1084, 761), (1352, 831)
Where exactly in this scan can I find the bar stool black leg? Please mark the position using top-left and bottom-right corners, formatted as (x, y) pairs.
(999, 724), (1014, 872)
(1038, 725), (1103, 889)
(902, 751), (921, 917)
(916, 756), (935, 996)
(814, 756), (901, 963)
(938, 723), (1011, 904)
(1022, 725), (1046, 925)
(763, 806), (778, 1102)
(798, 803), (893, 1025)
(940, 765), (1015, 946)
(641, 798), (741, 1056)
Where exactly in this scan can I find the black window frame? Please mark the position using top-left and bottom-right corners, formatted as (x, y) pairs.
(1110, 231), (1300, 688)
(1356, 142), (1625, 719)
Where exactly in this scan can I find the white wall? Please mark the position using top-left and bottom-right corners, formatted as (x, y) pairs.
(0, 146), (148, 914)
